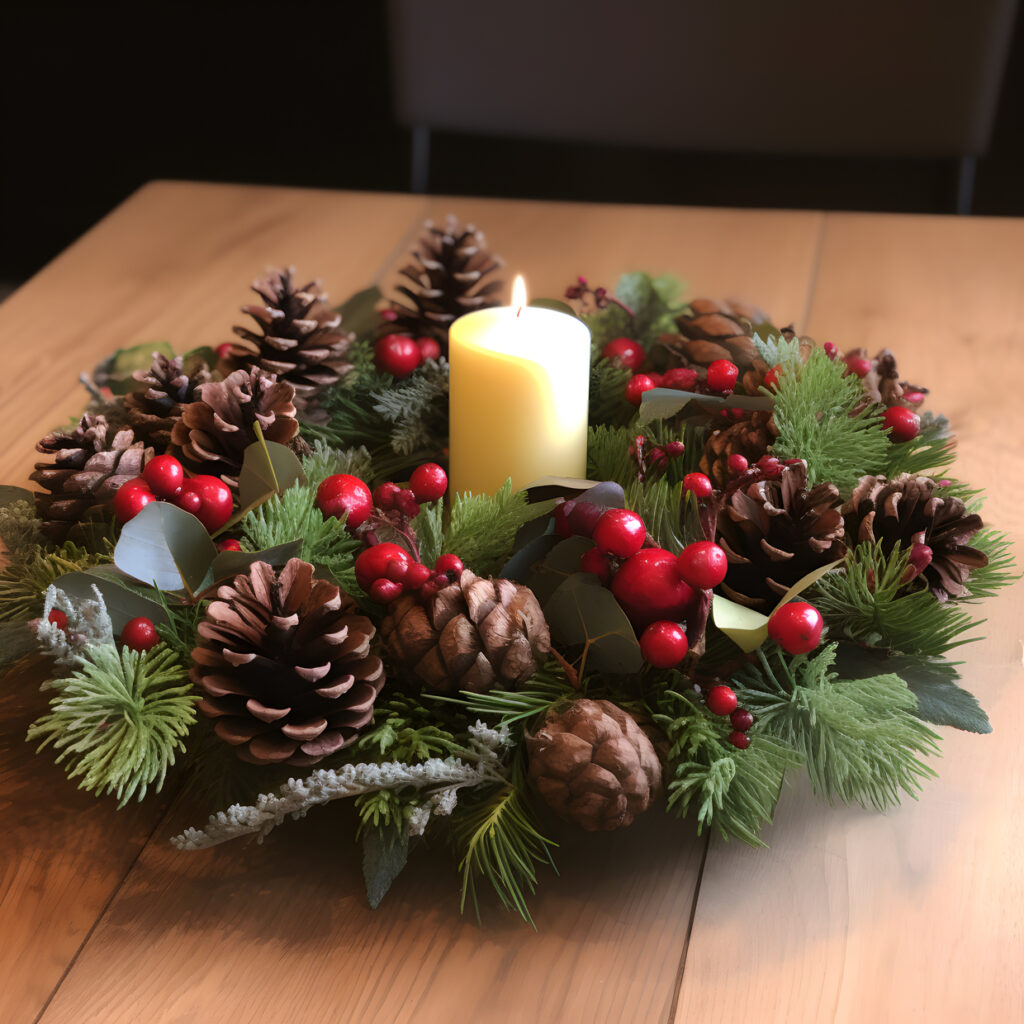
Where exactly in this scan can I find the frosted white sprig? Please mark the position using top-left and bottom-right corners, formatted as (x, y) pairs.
(35, 584), (115, 670)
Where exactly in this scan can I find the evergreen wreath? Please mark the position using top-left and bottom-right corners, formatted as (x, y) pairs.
(0, 217), (1016, 924)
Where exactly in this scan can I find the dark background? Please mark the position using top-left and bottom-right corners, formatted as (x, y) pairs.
(2, 5), (1022, 285)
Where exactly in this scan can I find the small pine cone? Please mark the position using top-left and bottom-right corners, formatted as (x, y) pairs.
(700, 408), (777, 489)
(171, 367), (299, 490)
(659, 297), (772, 372)
(228, 266), (355, 401)
(383, 216), (504, 350)
(844, 474), (988, 601)
(380, 569), (550, 693)
(526, 699), (662, 831)
(844, 347), (926, 410)
(191, 558), (385, 766)
(718, 460), (847, 609)
(123, 353), (212, 453)
(30, 415), (149, 542)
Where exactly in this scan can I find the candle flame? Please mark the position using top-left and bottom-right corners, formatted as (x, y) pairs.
(512, 275), (527, 317)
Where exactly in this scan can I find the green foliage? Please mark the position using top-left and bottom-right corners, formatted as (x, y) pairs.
(356, 694), (469, 765)
(153, 590), (206, 660)
(771, 347), (890, 493)
(372, 360), (449, 456)
(0, 539), (110, 622)
(962, 530), (1018, 601)
(625, 477), (686, 554)
(734, 646), (941, 810)
(587, 424), (637, 487)
(614, 271), (686, 344)
(411, 499), (446, 569)
(300, 440), (373, 491)
(753, 332), (803, 370)
(582, 302), (632, 355)
(882, 412), (957, 478)
(452, 662), (576, 727)
(0, 497), (43, 563)
(27, 643), (198, 807)
(588, 360), (634, 427)
(654, 685), (799, 845)
(812, 542), (981, 657)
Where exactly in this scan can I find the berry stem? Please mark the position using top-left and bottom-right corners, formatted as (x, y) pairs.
(550, 647), (580, 690)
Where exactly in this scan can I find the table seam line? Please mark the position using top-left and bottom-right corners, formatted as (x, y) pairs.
(798, 212), (828, 332)
(667, 830), (711, 1024)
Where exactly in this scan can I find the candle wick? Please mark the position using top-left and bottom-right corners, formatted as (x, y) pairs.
(515, 305), (523, 319)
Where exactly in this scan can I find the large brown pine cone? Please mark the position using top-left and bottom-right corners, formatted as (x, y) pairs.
(718, 460), (847, 609)
(191, 558), (385, 766)
(228, 266), (355, 401)
(526, 699), (662, 831)
(123, 353), (212, 454)
(384, 216), (504, 351)
(659, 297), (773, 372)
(380, 569), (550, 693)
(170, 367), (299, 490)
(30, 415), (149, 542)
(843, 474), (988, 601)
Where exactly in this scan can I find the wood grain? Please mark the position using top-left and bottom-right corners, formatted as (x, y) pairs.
(675, 213), (1024, 1023)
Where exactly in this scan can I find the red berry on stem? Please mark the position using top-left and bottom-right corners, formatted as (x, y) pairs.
(845, 356), (872, 378)
(373, 481), (401, 511)
(903, 390), (926, 405)
(435, 553), (465, 576)
(676, 540), (728, 589)
(728, 730), (751, 750)
(216, 538), (242, 552)
(174, 488), (203, 517)
(48, 608), (69, 631)
(662, 367), (699, 391)
(727, 453), (749, 475)
(552, 500), (575, 538)
(762, 365), (782, 390)
(181, 475), (234, 533)
(409, 462), (448, 503)
(113, 480), (155, 523)
(601, 337), (645, 371)
(385, 558), (409, 583)
(611, 548), (695, 632)
(883, 406), (920, 443)
(405, 562), (433, 590)
(579, 545), (612, 585)
(374, 334), (422, 378)
(639, 620), (689, 668)
(142, 454), (184, 498)
(730, 708), (755, 731)
(663, 440), (685, 458)
(682, 472), (713, 499)
(592, 507), (646, 558)
(767, 601), (824, 654)
(394, 489), (421, 519)
(317, 473), (373, 530)
(706, 359), (739, 393)
(706, 684), (738, 716)
(823, 342), (838, 360)
(567, 500), (604, 539)
(417, 336), (442, 361)
(625, 374), (657, 406)
(355, 543), (412, 591)
(369, 578), (404, 603)
(216, 342), (235, 361)
(122, 616), (159, 652)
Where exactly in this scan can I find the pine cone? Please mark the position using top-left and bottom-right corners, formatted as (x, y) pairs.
(700, 409), (777, 489)
(844, 474), (988, 601)
(191, 558), (385, 765)
(171, 367), (299, 490)
(228, 266), (355, 401)
(384, 216), (504, 350)
(659, 297), (772, 372)
(380, 569), (550, 693)
(30, 415), (149, 542)
(844, 347), (928, 410)
(123, 353), (212, 453)
(526, 699), (662, 831)
(718, 460), (847, 609)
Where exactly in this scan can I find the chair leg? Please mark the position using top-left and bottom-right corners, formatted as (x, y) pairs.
(411, 125), (431, 194)
(956, 156), (976, 216)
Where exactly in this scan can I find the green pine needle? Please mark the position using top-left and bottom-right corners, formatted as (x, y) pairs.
(587, 424), (637, 486)
(0, 498), (44, 563)
(27, 643), (198, 807)
(448, 661), (576, 727)
(588, 361), (634, 427)
(961, 530), (1019, 601)
(0, 539), (110, 622)
(301, 440), (373, 491)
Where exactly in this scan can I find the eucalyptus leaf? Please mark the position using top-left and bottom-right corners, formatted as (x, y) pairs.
(362, 822), (410, 910)
(204, 540), (304, 591)
(0, 620), (39, 669)
(56, 566), (172, 630)
(237, 438), (307, 512)
(526, 535), (594, 604)
(639, 387), (774, 425)
(500, 532), (561, 584)
(544, 572), (642, 674)
(525, 476), (603, 501)
(711, 595), (770, 653)
(114, 501), (218, 593)
(96, 340), (176, 394)
(0, 485), (34, 509)
(337, 284), (384, 342)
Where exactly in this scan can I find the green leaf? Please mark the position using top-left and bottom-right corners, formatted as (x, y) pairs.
(55, 565), (173, 630)
(114, 502), (217, 594)
(638, 387), (773, 425)
(500, 532), (561, 584)
(337, 284), (383, 341)
(362, 822), (410, 910)
(237, 436), (307, 513)
(0, 485), (34, 509)
(544, 572), (642, 674)
(525, 535), (593, 603)
(203, 540), (304, 592)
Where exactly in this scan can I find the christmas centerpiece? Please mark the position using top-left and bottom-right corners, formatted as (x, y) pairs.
(1, 217), (1015, 923)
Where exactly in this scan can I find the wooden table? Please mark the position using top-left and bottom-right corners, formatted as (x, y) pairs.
(1, 183), (1021, 1024)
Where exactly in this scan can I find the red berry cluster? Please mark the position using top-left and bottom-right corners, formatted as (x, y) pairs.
(318, 464), (448, 533)
(629, 434), (686, 483)
(355, 544), (464, 603)
(624, 357), (740, 407)
(373, 333), (441, 379)
(703, 683), (755, 749)
(835, 349), (924, 443)
(113, 454), (233, 533)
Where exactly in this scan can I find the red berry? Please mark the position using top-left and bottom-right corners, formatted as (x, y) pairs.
(369, 578), (404, 603)
(409, 462), (448, 503)
(385, 558), (409, 583)
(48, 608), (69, 631)
(113, 479), (155, 523)
(663, 441), (685, 458)
(355, 543), (412, 592)
(883, 406), (921, 443)
(552, 500), (575, 538)
(767, 601), (824, 654)
(676, 541), (728, 589)
(121, 616), (159, 652)
(373, 481), (401, 511)
(374, 334), (422, 378)
(640, 620), (689, 668)
(216, 342), (235, 361)
(611, 548), (696, 632)
(417, 336), (442, 361)
(662, 367), (699, 391)
(405, 562), (433, 590)
(730, 708), (755, 731)
(142, 455), (184, 499)
(823, 342), (838, 359)
(727, 453), (749, 475)
(601, 337), (645, 371)
(756, 455), (783, 479)
(216, 538), (242, 552)
(179, 475), (233, 533)
(728, 730), (751, 750)
(394, 489), (422, 519)
(592, 508), (646, 558)
(903, 390), (926, 405)
(625, 374), (657, 406)
(706, 359), (739, 393)
(762, 365), (782, 390)
(579, 545), (612, 585)
(435, 553), (464, 576)
(706, 684), (738, 716)
(174, 488), (203, 517)
(845, 356), (872, 378)
(317, 473), (373, 530)
(682, 472), (713, 499)
(568, 500), (606, 540)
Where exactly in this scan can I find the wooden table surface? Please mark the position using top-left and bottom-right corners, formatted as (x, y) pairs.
(1, 183), (1021, 1024)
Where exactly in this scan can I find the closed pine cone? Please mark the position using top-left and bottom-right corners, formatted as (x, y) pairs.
(526, 699), (662, 831)
(659, 297), (772, 372)
(380, 569), (550, 693)
(192, 558), (385, 766)
(124, 352), (212, 454)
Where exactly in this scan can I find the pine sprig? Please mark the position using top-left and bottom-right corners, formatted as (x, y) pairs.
(372, 359), (449, 456)
(588, 361), (635, 427)
(734, 645), (941, 810)
(301, 440), (373, 491)
(625, 477), (686, 554)
(587, 424), (637, 487)
(448, 660), (576, 727)
(27, 643), (198, 807)
(960, 530), (1018, 601)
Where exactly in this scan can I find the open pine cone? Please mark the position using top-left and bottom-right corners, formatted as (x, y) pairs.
(171, 366), (299, 490)
(380, 569), (550, 693)
(718, 460), (847, 609)
(843, 474), (988, 601)
(124, 352), (212, 454)
(192, 558), (385, 766)
(526, 699), (662, 831)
